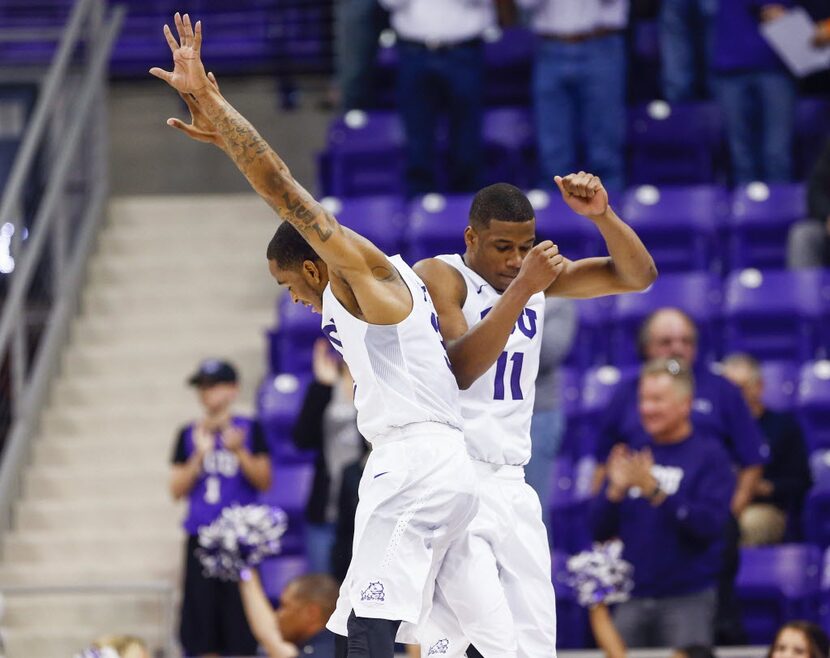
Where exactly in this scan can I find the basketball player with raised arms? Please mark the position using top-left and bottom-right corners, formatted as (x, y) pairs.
(410, 175), (657, 657)
(150, 13), (534, 658)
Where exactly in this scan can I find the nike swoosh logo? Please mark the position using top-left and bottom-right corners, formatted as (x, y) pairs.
(477, 284), (486, 294)
(373, 471), (390, 479)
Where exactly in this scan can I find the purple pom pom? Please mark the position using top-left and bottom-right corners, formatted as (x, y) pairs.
(196, 505), (288, 581)
(566, 540), (634, 608)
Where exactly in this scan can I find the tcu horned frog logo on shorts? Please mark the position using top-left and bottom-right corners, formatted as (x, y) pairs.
(360, 581), (386, 602)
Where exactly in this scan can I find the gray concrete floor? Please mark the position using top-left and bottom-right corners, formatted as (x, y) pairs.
(108, 75), (333, 197)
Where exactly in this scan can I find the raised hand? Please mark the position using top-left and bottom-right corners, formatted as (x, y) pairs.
(221, 426), (245, 454)
(149, 12), (209, 95)
(515, 240), (565, 294)
(194, 426), (215, 456)
(167, 71), (223, 146)
(554, 172), (609, 220)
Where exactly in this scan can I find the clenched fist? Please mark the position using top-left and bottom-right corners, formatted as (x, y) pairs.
(555, 172), (609, 220)
(515, 240), (565, 294)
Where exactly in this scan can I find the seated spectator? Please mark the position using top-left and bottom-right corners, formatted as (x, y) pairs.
(239, 570), (338, 657)
(721, 353), (812, 545)
(769, 621), (830, 658)
(292, 339), (365, 575)
(590, 359), (736, 648)
(711, 0), (795, 183)
(517, 0), (628, 191)
(787, 137), (830, 268)
(170, 359), (272, 658)
(591, 307), (766, 644)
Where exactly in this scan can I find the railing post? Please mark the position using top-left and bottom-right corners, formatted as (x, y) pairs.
(11, 319), (26, 421)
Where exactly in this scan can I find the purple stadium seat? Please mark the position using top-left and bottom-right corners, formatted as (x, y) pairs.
(319, 111), (406, 197)
(795, 99), (830, 179)
(736, 544), (822, 644)
(723, 269), (822, 362)
(483, 27), (534, 106)
(759, 360), (800, 412)
(530, 189), (601, 263)
(551, 550), (591, 648)
(558, 366), (584, 457)
(258, 555), (309, 603)
(259, 464), (315, 556)
(621, 185), (727, 273)
(320, 195), (406, 256)
(567, 297), (613, 369)
(482, 107), (535, 187)
(274, 293), (321, 375)
(579, 365), (638, 457)
(257, 373), (313, 457)
(404, 194), (473, 262)
(627, 101), (724, 185)
(727, 182), (807, 270)
(798, 360), (830, 453)
(610, 271), (723, 365)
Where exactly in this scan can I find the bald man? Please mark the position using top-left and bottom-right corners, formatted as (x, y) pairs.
(591, 307), (767, 645)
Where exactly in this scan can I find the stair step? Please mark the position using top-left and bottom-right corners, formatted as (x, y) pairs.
(15, 500), (182, 532)
(2, 625), (167, 658)
(4, 533), (182, 563)
(2, 592), (171, 628)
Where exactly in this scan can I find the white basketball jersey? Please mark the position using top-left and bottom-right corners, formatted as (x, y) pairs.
(437, 254), (545, 466)
(321, 255), (463, 443)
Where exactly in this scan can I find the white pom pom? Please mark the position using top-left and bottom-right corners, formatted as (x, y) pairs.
(566, 540), (634, 607)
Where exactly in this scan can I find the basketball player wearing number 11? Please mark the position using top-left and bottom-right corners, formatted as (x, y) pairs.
(411, 173), (657, 657)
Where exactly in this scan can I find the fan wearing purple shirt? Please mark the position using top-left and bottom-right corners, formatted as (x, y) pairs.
(590, 359), (736, 648)
(592, 307), (767, 645)
(170, 359), (272, 658)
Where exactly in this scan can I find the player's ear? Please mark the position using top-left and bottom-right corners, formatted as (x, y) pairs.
(463, 225), (478, 251)
(302, 259), (322, 284)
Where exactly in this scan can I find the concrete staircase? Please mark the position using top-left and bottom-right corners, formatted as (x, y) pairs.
(0, 195), (280, 658)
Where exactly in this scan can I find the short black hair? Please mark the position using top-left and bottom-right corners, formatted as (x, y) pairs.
(468, 183), (534, 229)
(266, 222), (321, 269)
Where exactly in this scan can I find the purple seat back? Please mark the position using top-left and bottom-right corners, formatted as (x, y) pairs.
(566, 297), (613, 369)
(482, 107), (536, 187)
(724, 270), (822, 362)
(611, 271), (723, 365)
(728, 183), (807, 269)
(259, 464), (314, 514)
(798, 361), (830, 452)
(258, 556), (309, 602)
(809, 450), (830, 489)
(627, 101), (724, 185)
(804, 488), (830, 548)
(621, 185), (727, 272)
(795, 100), (830, 178)
(275, 294), (320, 374)
(322, 195), (406, 255)
(404, 194), (473, 262)
(257, 373), (311, 446)
(736, 544), (822, 643)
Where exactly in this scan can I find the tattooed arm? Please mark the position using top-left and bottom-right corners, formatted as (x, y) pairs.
(150, 13), (412, 323)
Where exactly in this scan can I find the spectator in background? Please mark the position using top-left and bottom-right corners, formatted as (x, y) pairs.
(787, 138), (830, 268)
(769, 622), (830, 658)
(292, 339), (365, 576)
(517, 0), (628, 192)
(334, 0), (385, 111)
(711, 0), (796, 183)
(170, 359), (272, 658)
(591, 359), (735, 648)
(331, 450), (369, 583)
(381, 0), (494, 195)
(239, 570), (338, 657)
(659, 0), (717, 102)
(721, 353), (812, 545)
(526, 296), (577, 545)
(591, 308), (767, 645)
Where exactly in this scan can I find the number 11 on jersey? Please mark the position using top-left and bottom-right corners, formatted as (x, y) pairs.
(494, 351), (524, 400)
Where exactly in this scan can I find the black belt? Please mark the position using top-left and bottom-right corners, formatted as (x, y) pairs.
(397, 36), (483, 52)
(539, 27), (623, 44)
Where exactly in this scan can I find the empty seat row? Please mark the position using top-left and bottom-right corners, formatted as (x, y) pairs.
(318, 100), (830, 196)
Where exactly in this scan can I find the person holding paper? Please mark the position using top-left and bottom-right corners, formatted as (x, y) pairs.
(711, 0), (796, 183)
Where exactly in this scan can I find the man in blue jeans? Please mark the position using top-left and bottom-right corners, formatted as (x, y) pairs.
(381, 0), (493, 195)
(517, 0), (628, 192)
(660, 0), (718, 102)
(712, 0), (795, 183)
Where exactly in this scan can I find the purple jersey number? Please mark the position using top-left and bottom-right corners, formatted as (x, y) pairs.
(494, 351), (524, 400)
